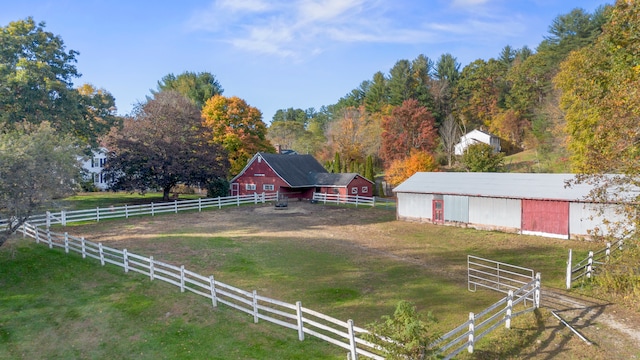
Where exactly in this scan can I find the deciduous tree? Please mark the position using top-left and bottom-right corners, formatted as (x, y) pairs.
(104, 91), (229, 201)
(385, 150), (438, 187)
(460, 143), (504, 172)
(153, 71), (223, 108)
(0, 123), (81, 247)
(202, 95), (274, 175)
(380, 99), (438, 165)
(0, 18), (119, 147)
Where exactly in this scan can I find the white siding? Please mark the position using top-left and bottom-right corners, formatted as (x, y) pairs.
(397, 193), (434, 221)
(444, 195), (469, 223)
(569, 203), (628, 238)
(469, 197), (521, 230)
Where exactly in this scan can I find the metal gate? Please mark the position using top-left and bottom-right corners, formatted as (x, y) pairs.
(468, 255), (535, 297)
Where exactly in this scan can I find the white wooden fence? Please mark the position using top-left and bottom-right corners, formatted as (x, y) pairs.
(433, 273), (541, 359)
(566, 239), (624, 289)
(19, 222), (385, 360)
(312, 193), (395, 208)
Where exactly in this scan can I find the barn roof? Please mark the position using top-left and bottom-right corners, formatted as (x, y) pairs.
(256, 152), (328, 187)
(393, 172), (598, 201)
(313, 173), (373, 186)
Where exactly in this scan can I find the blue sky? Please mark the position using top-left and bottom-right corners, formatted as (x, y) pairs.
(2, 0), (609, 123)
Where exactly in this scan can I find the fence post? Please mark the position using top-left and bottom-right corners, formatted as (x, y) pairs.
(125, 204), (129, 219)
(175, 200), (178, 214)
(209, 275), (218, 307)
(123, 249), (129, 273)
(62, 210), (66, 226)
(35, 227), (39, 244)
(237, 194), (240, 206)
(64, 232), (69, 253)
(149, 256), (155, 280)
(253, 290), (259, 323)
(180, 265), (185, 292)
(198, 198), (202, 212)
(606, 242), (611, 263)
(151, 203), (155, 216)
(347, 319), (358, 360)
(47, 228), (52, 249)
(535, 273), (541, 308)
(619, 239), (624, 251)
(468, 312), (475, 354)
(506, 290), (513, 329)
(566, 249), (572, 289)
(81, 237), (86, 258)
(296, 301), (305, 341)
(46, 211), (51, 229)
(254, 192), (258, 204)
(99, 243), (105, 266)
(586, 251), (594, 279)
(218, 196), (221, 209)
(355, 195), (359, 207)
(96, 207), (100, 222)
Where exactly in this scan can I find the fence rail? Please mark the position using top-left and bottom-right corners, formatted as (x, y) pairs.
(566, 239), (624, 289)
(468, 255), (535, 303)
(312, 193), (394, 208)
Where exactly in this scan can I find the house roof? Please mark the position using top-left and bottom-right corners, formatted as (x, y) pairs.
(254, 152), (328, 187)
(393, 172), (601, 202)
(313, 173), (373, 187)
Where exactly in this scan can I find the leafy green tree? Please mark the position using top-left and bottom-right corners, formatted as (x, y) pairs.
(333, 152), (341, 173)
(0, 123), (81, 247)
(460, 143), (504, 172)
(364, 300), (440, 360)
(153, 71), (223, 108)
(202, 95), (274, 175)
(365, 155), (375, 182)
(0, 17), (119, 147)
(104, 91), (229, 201)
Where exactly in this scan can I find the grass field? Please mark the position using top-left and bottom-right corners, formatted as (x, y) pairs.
(1, 199), (599, 359)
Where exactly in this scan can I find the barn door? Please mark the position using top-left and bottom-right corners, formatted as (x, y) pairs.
(432, 199), (444, 224)
(231, 182), (239, 196)
(522, 200), (569, 238)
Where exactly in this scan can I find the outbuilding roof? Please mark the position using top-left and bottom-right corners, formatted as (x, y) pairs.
(313, 173), (373, 187)
(393, 172), (598, 202)
(254, 152), (327, 187)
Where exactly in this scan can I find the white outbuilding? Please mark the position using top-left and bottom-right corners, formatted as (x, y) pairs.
(393, 172), (627, 239)
(454, 129), (501, 155)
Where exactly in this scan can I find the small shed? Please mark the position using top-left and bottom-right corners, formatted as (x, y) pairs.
(230, 152), (374, 200)
(454, 129), (501, 155)
(393, 172), (625, 239)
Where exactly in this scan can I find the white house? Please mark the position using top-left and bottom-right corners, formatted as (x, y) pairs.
(454, 129), (501, 155)
(79, 148), (109, 190)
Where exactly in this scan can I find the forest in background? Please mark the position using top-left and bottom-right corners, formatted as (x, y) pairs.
(266, 5), (610, 179)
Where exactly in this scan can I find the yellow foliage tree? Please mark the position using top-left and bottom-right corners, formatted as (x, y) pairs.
(385, 150), (438, 186)
(202, 95), (274, 175)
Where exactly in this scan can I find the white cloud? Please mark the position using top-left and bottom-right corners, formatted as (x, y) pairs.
(217, 0), (272, 12)
(451, 0), (491, 7)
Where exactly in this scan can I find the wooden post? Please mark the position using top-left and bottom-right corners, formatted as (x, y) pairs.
(96, 207), (100, 222)
(535, 273), (541, 308)
(149, 256), (155, 280)
(123, 249), (129, 273)
(198, 198), (202, 212)
(125, 204), (129, 219)
(566, 249), (572, 289)
(586, 251), (594, 279)
(355, 195), (359, 207)
(347, 319), (358, 360)
(506, 290), (513, 329)
(468, 312), (475, 354)
(180, 265), (185, 292)
(209, 275), (217, 307)
(46, 211), (51, 229)
(174, 200), (178, 213)
(62, 210), (66, 226)
(296, 301), (304, 341)
(64, 232), (69, 253)
(151, 203), (155, 216)
(81, 237), (86, 258)
(605, 242), (611, 263)
(35, 227), (39, 244)
(252, 290), (259, 323)
(99, 243), (105, 266)
(47, 228), (52, 249)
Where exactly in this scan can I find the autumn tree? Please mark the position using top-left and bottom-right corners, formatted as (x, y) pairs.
(385, 150), (438, 187)
(380, 99), (438, 165)
(555, 0), (640, 237)
(0, 18), (120, 147)
(104, 91), (229, 201)
(0, 123), (81, 247)
(439, 114), (461, 167)
(202, 95), (274, 175)
(153, 71), (223, 108)
(326, 106), (380, 170)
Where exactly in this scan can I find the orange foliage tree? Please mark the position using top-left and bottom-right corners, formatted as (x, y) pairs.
(385, 150), (438, 186)
(202, 95), (274, 175)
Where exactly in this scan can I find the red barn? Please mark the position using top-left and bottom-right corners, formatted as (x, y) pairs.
(230, 152), (374, 200)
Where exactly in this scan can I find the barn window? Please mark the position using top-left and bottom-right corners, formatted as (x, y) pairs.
(332, 188), (339, 194)
(246, 184), (256, 191)
(263, 184), (274, 191)
(351, 187), (358, 194)
(361, 186), (368, 193)
(254, 173), (265, 177)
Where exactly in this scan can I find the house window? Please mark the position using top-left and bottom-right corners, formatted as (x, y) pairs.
(351, 187), (358, 194)
(246, 184), (256, 191)
(361, 186), (368, 193)
(254, 173), (265, 177)
(99, 158), (106, 167)
(263, 184), (274, 191)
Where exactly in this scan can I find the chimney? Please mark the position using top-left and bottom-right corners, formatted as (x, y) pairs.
(275, 144), (282, 154)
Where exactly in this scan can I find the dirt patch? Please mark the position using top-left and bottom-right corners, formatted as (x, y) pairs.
(66, 201), (640, 359)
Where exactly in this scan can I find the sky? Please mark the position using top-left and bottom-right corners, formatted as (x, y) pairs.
(2, 0), (609, 123)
